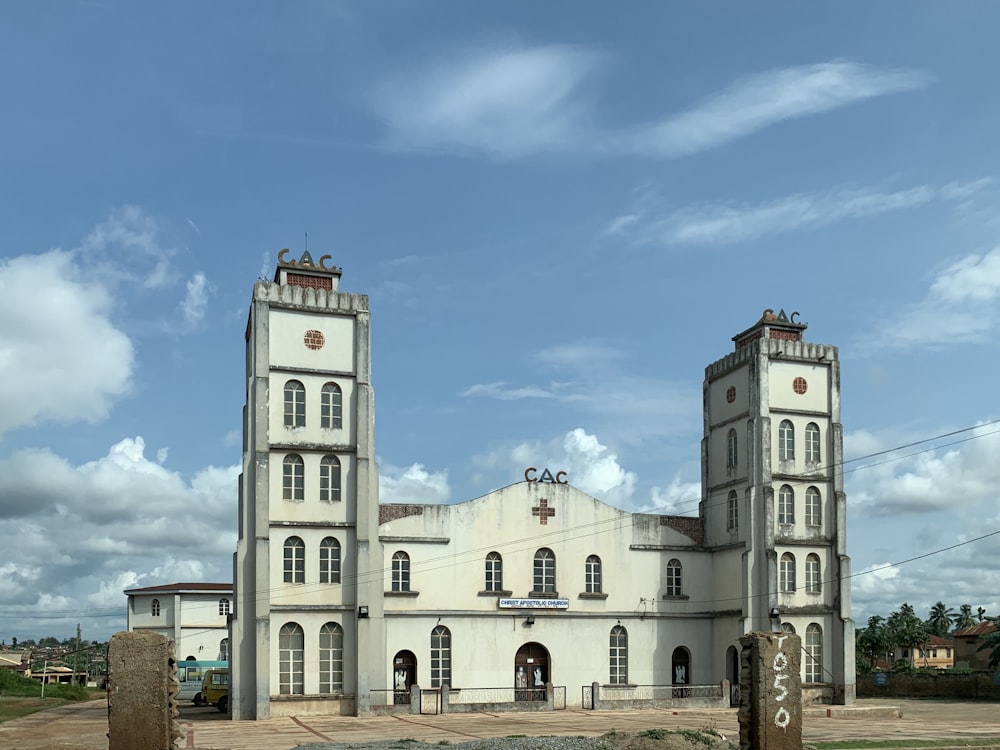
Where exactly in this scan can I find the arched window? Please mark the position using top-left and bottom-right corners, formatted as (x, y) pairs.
(533, 548), (556, 593)
(485, 552), (503, 592)
(805, 487), (822, 527)
(392, 551), (410, 592)
(585, 555), (603, 594)
(321, 382), (343, 429)
(284, 536), (305, 584)
(283, 380), (305, 428)
(666, 559), (682, 597)
(320, 537), (341, 584)
(278, 622), (304, 694)
(219, 638), (229, 660)
(319, 622), (344, 693)
(779, 552), (796, 593)
(151, 598), (160, 617)
(778, 485), (795, 525)
(727, 490), (739, 531)
(430, 625), (451, 688)
(778, 420), (795, 461)
(283, 454), (304, 502)
(805, 554), (821, 594)
(781, 622), (796, 634)
(805, 623), (824, 683)
(320, 455), (341, 503)
(727, 428), (738, 469)
(609, 625), (628, 684)
(805, 422), (821, 463)
(218, 598), (230, 616)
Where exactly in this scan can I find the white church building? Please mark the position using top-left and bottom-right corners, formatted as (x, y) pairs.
(231, 250), (855, 719)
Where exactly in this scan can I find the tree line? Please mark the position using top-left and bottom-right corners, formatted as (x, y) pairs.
(856, 601), (1000, 671)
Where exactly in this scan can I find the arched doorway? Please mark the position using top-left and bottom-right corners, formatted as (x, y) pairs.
(514, 642), (549, 701)
(392, 650), (417, 705)
(671, 646), (691, 698)
(726, 645), (740, 706)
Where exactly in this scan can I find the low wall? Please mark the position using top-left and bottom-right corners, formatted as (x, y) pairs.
(593, 681), (729, 710)
(857, 671), (1000, 700)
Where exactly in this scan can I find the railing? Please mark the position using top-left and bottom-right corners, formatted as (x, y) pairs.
(368, 688), (411, 707)
(582, 685), (593, 709)
(552, 684), (566, 710)
(598, 683), (723, 702)
(419, 688), (440, 715)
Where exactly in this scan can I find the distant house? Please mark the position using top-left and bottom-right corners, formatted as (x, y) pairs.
(0, 651), (28, 674)
(124, 582), (232, 661)
(890, 635), (955, 669)
(953, 620), (998, 670)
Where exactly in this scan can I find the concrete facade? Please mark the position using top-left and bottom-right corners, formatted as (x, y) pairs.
(231, 254), (855, 719)
(124, 582), (232, 661)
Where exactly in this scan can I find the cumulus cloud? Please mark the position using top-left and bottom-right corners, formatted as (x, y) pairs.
(0, 250), (134, 439)
(80, 205), (177, 289)
(474, 428), (638, 507)
(873, 246), (1000, 349)
(374, 47), (928, 160)
(0, 437), (238, 638)
(645, 475), (701, 516)
(379, 462), (451, 504)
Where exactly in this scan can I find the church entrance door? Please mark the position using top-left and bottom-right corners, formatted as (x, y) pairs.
(672, 646), (691, 697)
(392, 650), (416, 704)
(514, 642), (549, 701)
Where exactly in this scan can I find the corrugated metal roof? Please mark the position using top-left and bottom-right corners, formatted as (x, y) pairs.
(953, 620), (998, 638)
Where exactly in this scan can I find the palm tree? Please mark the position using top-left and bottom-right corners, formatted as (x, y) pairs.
(927, 601), (955, 636)
(955, 604), (977, 631)
(977, 617), (1000, 667)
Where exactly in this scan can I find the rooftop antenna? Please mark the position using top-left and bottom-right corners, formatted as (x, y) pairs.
(305, 231), (308, 252)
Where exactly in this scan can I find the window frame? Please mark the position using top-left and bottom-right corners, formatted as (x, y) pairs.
(283, 536), (305, 584)
(805, 553), (821, 594)
(726, 428), (738, 469)
(319, 454), (342, 503)
(533, 548), (556, 593)
(585, 554), (603, 594)
(485, 552), (503, 593)
(778, 485), (795, 525)
(727, 490), (739, 532)
(283, 380), (306, 428)
(319, 622), (344, 693)
(609, 624), (628, 685)
(219, 598), (230, 616)
(151, 598), (160, 617)
(805, 623), (823, 683)
(778, 419), (795, 461)
(278, 622), (305, 695)
(283, 454), (305, 502)
(430, 625), (452, 688)
(320, 382), (343, 429)
(805, 487), (822, 527)
(805, 422), (821, 463)
(665, 558), (682, 597)
(779, 552), (796, 593)
(392, 551), (411, 592)
(320, 536), (342, 584)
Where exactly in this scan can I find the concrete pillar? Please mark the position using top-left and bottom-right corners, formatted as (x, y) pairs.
(739, 631), (802, 750)
(440, 682), (450, 713)
(108, 631), (181, 750)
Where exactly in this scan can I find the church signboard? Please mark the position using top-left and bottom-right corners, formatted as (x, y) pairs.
(498, 598), (570, 609)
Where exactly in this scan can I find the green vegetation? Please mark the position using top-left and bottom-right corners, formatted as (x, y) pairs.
(639, 728), (667, 739)
(0, 671), (92, 724)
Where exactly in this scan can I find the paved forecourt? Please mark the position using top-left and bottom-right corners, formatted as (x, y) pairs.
(5, 698), (1000, 750)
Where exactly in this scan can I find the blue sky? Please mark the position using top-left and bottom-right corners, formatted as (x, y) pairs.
(2, 1), (1000, 642)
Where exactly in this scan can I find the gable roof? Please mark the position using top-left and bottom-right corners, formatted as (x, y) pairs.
(953, 621), (998, 638)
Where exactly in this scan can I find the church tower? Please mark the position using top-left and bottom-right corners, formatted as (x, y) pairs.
(702, 309), (855, 703)
(231, 250), (383, 719)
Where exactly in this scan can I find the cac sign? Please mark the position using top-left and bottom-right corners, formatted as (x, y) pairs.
(524, 467), (568, 484)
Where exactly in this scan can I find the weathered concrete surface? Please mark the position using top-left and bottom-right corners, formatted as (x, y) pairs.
(739, 631), (802, 750)
(107, 631), (180, 750)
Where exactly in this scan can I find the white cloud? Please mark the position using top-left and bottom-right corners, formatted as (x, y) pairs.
(181, 271), (210, 325)
(624, 62), (929, 158)
(374, 44), (598, 159)
(873, 246), (1000, 349)
(608, 184), (936, 247)
(374, 49), (928, 160)
(0, 437), (238, 637)
(645, 475), (701, 516)
(461, 382), (561, 400)
(474, 428), (638, 507)
(80, 205), (177, 289)
(0, 250), (134, 438)
(379, 462), (451, 504)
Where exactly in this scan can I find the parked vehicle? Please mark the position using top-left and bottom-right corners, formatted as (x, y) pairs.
(198, 668), (229, 713)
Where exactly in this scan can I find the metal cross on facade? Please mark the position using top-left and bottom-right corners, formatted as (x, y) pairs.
(531, 498), (555, 525)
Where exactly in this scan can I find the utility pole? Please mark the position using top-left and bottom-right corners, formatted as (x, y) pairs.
(76, 624), (82, 684)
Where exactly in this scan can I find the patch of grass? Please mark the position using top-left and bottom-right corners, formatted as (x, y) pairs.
(677, 729), (717, 746)
(639, 728), (667, 740)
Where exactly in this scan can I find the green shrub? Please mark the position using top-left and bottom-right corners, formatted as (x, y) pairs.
(0, 670), (89, 701)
